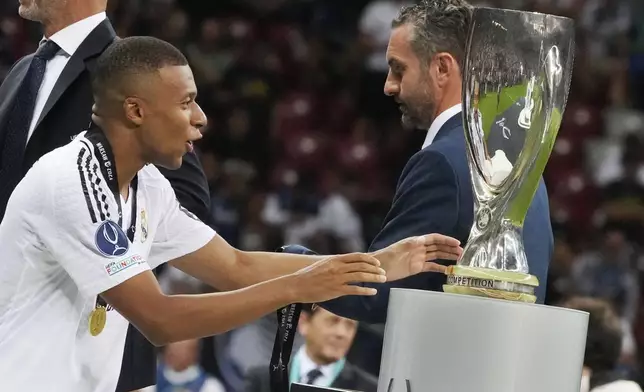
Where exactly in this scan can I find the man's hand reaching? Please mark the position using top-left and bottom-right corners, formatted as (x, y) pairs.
(372, 234), (463, 282)
(287, 253), (386, 303)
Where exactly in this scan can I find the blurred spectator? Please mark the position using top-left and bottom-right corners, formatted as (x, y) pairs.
(562, 297), (642, 392)
(572, 226), (640, 325)
(216, 314), (304, 392)
(545, 231), (579, 304)
(358, 0), (411, 120)
(152, 340), (226, 392)
(186, 18), (238, 87)
(598, 136), (644, 242)
(358, 0), (410, 74)
(316, 171), (365, 252)
(579, 0), (631, 61)
(244, 307), (377, 392)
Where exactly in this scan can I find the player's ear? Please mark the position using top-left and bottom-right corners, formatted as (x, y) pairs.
(123, 97), (144, 126)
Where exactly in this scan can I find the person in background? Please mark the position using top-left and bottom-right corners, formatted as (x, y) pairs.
(0, 1), (213, 390)
(154, 340), (226, 392)
(562, 297), (643, 392)
(244, 306), (377, 392)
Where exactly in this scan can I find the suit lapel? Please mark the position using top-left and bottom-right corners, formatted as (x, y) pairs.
(0, 57), (32, 128)
(33, 19), (116, 130)
(331, 364), (353, 389)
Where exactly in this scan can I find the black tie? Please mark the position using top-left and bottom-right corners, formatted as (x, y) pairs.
(0, 39), (60, 220)
(303, 368), (323, 385)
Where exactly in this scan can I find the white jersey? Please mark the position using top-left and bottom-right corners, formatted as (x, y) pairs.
(0, 130), (216, 391)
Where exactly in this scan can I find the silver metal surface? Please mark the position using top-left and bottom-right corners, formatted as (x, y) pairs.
(459, 7), (575, 274)
(377, 289), (589, 392)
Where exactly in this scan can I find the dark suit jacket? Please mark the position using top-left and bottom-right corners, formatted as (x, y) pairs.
(0, 19), (212, 391)
(321, 113), (554, 323)
(244, 362), (378, 392)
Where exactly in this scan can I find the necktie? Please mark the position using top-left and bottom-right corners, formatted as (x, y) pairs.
(0, 39), (60, 220)
(303, 368), (323, 385)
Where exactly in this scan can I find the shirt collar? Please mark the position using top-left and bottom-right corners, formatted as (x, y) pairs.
(297, 345), (336, 381)
(421, 103), (462, 149)
(162, 364), (201, 385)
(43, 12), (107, 57)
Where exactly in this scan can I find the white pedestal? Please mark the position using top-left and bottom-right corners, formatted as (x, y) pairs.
(378, 289), (589, 392)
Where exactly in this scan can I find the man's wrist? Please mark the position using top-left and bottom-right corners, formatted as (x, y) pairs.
(276, 274), (301, 304)
(369, 248), (388, 270)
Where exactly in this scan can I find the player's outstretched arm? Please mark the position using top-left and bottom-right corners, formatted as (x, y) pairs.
(154, 170), (461, 292)
(169, 234), (327, 292)
(169, 232), (461, 292)
(101, 252), (385, 346)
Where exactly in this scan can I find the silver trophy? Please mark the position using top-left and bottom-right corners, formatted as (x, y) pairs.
(443, 7), (575, 303)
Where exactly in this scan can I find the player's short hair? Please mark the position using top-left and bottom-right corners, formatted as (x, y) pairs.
(91, 36), (189, 101)
(392, 0), (473, 68)
(561, 297), (622, 373)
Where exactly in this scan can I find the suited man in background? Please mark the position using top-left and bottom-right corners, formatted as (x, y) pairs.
(0, 0), (212, 390)
(244, 306), (377, 392)
(319, 0), (553, 321)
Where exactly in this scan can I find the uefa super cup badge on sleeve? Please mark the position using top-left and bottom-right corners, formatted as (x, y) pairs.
(443, 7), (575, 303)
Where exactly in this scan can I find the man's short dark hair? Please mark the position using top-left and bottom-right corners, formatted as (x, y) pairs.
(91, 36), (189, 101)
(392, 0), (473, 67)
(562, 297), (623, 373)
(302, 304), (321, 316)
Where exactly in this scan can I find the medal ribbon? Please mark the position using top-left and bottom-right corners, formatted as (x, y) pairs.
(84, 124), (139, 322)
(269, 245), (318, 392)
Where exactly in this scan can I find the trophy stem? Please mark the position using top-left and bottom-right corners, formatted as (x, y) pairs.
(444, 218), (539, 303)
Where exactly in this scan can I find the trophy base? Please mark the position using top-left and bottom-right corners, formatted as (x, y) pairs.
(442, 265), (539, 303)
(377, 289), (589, 392)
(443, 284), (536, 303)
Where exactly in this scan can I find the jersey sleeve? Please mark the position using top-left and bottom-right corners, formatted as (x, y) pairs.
(147, 178), (216, 269)
(41, 155), (151, 298)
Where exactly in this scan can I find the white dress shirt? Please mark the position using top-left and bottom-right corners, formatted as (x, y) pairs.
(27, 12), (107, 141)
(421, 103), (462, 149)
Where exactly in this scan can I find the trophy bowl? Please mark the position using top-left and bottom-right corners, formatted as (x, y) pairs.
(443, 7), (575, 303)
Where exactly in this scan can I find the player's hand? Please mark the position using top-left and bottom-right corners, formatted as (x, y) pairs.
(288, 253), (386, 303)
(372, 234), (463, 282)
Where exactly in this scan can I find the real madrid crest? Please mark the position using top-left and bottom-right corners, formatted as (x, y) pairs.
(140, 209), (148, 242)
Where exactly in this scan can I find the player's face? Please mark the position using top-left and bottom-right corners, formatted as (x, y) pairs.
(138, 65), (206, 169)
(18, 0), (65, 22)
(384, 25), (438, 130)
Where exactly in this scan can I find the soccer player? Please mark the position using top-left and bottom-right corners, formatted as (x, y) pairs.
(0, 36), (462, 391)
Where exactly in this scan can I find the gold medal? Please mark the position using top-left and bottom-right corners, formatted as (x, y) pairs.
(88, 306), (107, 336)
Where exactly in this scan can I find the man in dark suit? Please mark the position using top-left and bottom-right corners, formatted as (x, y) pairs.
(0, 1), (212, 390)
(245, 306), (377, 392)
(318, 0), (554, 323)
